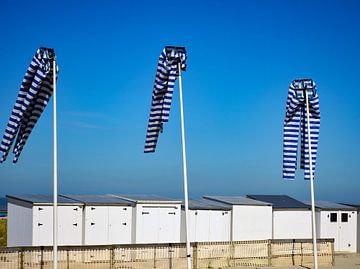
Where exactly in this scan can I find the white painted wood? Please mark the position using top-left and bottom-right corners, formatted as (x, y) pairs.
(7, 203), (32, 247)
(210, 210), (231, 242)
(195, 210), (210, 242)
(273, 210), (312, 239)
(338, 211), (357, 252)
(34, 206), (53, 246)
(317, 210), (357, 252)
(318, 211), (339, 249)
(58, 206), (82, 245)
(232, 205), (272, 241)
(134, 204), (181, 244)
(181, 209), (231, 242)
(108, 206), (132, 244)
(83, 206), (108, 245)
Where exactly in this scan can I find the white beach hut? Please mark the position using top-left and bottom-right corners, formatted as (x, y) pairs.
(340, 203), (360, 253)
(305, 201), (358, 252)
(6, 195), (83, 247)
(203, 196), (273, 241)
(61, 195), (134, 245)
(113, 195), (182, 244)
(247, 195), (312, 240)
(180, 199), (231, 242)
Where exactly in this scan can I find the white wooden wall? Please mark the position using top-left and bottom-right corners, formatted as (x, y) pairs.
(32, 205), (83, 246)
(108, 206), (132, 244)
(7, 203), (33, 247)
(83, 205), (132, 245)
(319, 210), (357, 252)
(181, 210), (231, 242)
(210, 210), (231, 241)
(134, 204), (181, 244)
(232, 205), (272, 241)
(273, 210), (312, 239)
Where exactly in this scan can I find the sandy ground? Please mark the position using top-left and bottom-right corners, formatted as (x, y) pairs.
(233, 253), (360, 269)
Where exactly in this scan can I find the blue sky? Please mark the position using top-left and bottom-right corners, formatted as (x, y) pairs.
(0, 0), (359, 203)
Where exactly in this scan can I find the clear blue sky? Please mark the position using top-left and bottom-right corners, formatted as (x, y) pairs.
(0, 0), (359, 203)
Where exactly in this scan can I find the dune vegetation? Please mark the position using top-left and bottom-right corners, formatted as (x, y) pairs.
(0, 219), (7, 246)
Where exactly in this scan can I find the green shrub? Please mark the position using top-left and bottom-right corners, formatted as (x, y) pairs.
(0, 219), (7, 246)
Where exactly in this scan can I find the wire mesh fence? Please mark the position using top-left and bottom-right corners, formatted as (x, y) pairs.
(0, 239), (334, 269)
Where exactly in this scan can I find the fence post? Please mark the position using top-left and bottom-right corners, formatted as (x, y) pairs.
(331, 240), (335, 266)
(110, 246), (115, 269)
(153, 245), (156, 269)
(40, 246), (44, 269)
(230, 241), (235, 267)
(19, 248), (24, 269)
(267, 240), (272, 267)
(292, 239), (295, 266)
(67, 248), (70, 269)
(300, 242), (303, 266)
(168, 243), (173, 269)
(192, 243), (197, 269)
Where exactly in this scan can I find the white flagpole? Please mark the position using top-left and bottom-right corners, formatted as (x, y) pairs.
(178, 62), (192, 269)
(52, 57), (58, 269)
(304, 86), (318, 269)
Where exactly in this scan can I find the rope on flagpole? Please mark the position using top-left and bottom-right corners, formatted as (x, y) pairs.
(178, 62), (192, 269)
(52, 56), (58, 269)
(304, 86), (318, 269)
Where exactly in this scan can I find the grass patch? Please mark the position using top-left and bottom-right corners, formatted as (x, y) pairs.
(0, 219), (7, 246)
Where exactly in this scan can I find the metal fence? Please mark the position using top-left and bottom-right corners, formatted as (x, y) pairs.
(0, 239), (334, 269)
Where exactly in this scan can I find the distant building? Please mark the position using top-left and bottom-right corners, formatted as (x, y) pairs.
(247, 195), (312, 240)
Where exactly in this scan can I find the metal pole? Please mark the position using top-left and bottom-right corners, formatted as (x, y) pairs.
(52, 57), (58, 269)
(177, 62), (192, 269)
(304, 87), (318, 269)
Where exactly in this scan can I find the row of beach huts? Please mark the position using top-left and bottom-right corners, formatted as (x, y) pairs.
(6, 194), (360, 253)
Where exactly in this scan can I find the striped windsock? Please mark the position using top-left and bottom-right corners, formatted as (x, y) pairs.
(282, 79), (320, 180)
(144, 47), (187, 153)
(0, 47), (59, 163)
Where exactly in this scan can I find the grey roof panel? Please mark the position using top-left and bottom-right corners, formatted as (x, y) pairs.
(185, 199), (232, 210)
(6, 195), (82, 205)
(339, 203), (360, 209)
(203, 196), (272, 206)
(112, 194), (182, 204)
(303, 201), (357, 210)
(61, 195), (135, 206)
(247, 195), (310, 209)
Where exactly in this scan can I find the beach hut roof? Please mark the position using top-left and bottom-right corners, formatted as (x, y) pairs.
(303, 200), (357, 211)
(6, 194), (83, 206)
(111, 194), (182, 204)
(61, 194), (134, 206)
(184, 198), (232, 210)
(247, 195), (310, 209)
(203, 195), (271, 206)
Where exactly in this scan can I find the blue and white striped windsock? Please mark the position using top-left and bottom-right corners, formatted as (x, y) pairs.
(144, 47), (187, 153)
(282, 79), (320, 180)
(0, 47), (59, 163)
